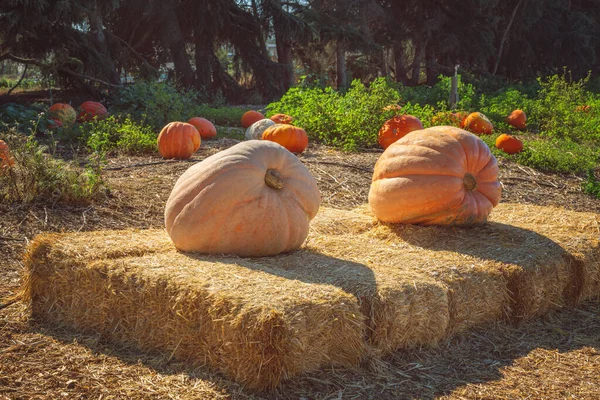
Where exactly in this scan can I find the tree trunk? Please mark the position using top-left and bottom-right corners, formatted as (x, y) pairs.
(160, 4), (195, 87)
(492, 0), (526, 75)
(87, 0), (120, 84)
(410, 39), (426, 86)
(425, 45), (438, 86)
(336, 42), (347, 90)
(272, 0), (294, 90)
(392, 41), (408, 85)
(194, 26), (213, 90)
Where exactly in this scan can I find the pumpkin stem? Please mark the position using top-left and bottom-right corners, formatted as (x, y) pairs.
(463, 173), (478, 191)
(265, 169), (284, 190)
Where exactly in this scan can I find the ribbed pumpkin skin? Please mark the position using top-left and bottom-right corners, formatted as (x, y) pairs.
(0, 140), (15, 170)
(262, 124), (309, 153)
(188, 117), (217, 139)
(495, 133), (524, 154)
(463, 112), (493, 135)
(157, 122), (201, 159)
(269, 113), (294, 124)
(77, 101), (108, 122)
(164, 140), (321, 256)
(506, 110), (526, 130)
(369, 126), (501, 226)
(378, 115), (424, 149)
(245, 118), (275, 140)
(48, 103), (76, 126)
(241, 110), (265, 128)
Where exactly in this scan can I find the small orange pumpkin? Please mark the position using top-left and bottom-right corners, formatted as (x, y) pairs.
(77, 101), (108, 122)
(377, 115), (424, 150)
(262, 124), (309, 153)
(164, 140), (321, 256)
(269, 113), (293, 124)
(506, 110), (526, 130)
(452, 111), (469, 128)
(463, 112), (493, 135)
(48, 103), (76, 126)
(241, 110), (265, 128)
(369, 126), (501, 225)
(495, 134), (523, 154)
(188, 117), (217, 139)
(157, 122), (201, 159)
(0, 140), (15, 171)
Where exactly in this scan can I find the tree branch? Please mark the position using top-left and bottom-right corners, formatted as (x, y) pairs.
(492, 0), (527, 75)
(0, 53), (123, 88)
(7, 64), (28, 95)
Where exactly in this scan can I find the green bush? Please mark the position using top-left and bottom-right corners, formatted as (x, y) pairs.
(0, 102), (58, 134)
(195, 106), (246, 127)
(583, 170), (600, 198)
(0, 130), (106, 204)
(78, 116), (157, 155)
(267, 77), (401, 150)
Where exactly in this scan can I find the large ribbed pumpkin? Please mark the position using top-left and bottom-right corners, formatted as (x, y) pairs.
(157, 122), (201, 159)
(262, 124), (309, 153)
(377, 115), (423, 149)
(241, 110), (265, 128)
(77, 101), (108, 122)
(48, 103), (76, 126)
(188, 117), (217, 139)
(0, 140), (15, 170)
(245, 118), (275, 140)
(164, 140), (321, 256)
(369, 126), (501, 225)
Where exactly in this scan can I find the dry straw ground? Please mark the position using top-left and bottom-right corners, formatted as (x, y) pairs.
(1, 137), (600, 399)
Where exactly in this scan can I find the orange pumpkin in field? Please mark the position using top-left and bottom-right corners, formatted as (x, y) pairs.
(269, 113), (293, 124)
(188, 117), (217, 139)
(241, 110), (265, 128)
(157, 122), (201, 159)
(0, 140), (15, 170)
(495, 134), (523, 154)
(369, 126), (501, 226)
(377, 115), (423, 150)
(77, 101), (108, 122)
(452, 111), (469, 128)
(48, 103), (76, 126)
(506, 110), (526, 130)
(463, 112), (493, 135)
(262, 124), (308, 153)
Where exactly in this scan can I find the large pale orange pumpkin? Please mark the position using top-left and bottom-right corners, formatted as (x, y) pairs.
(506, 109), (526, 130)
(262, 124), (308, 153)
(164, 140), (321, 256)
(463, 112), (493, 135)
(241, 110), (265, 128)
(188, 117), (217, 139)
(378, 115), (423, 150)
(495, 133), (523, 154)
(0, 140), (15, 170)
(269, 113), (293, 124)
(77, 101), (108, 122)
(157, 122), (201, 159)
(369, 126), (501, 225)
(48, 103), (76, 126)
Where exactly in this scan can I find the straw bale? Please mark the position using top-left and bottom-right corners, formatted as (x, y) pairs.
(21, 202), (600, 389)
(22, 232), (366, 391)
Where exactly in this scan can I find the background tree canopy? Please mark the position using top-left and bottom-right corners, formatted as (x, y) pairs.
(1, 0), (599, 102)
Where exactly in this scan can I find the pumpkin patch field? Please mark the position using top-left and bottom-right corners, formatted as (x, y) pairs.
(1, 125), (600, 398)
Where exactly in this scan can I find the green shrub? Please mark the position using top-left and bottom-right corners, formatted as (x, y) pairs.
(111, 81), (204, 130)
(583, 170), (600, 198)
(267, 77), (401, 150)
(78, 116), (157, 155)
(0, 102), (58, 134)
(0, 130), (107, 204)
(195, 106), (246, 127)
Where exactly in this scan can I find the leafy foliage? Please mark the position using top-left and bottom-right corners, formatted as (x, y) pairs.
(78, 116), (157, 155)
(0, 103), (60, 134)
(0, 130), (106, 204)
